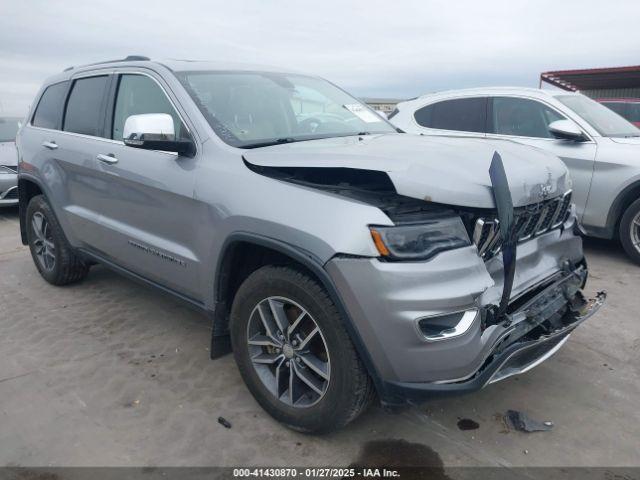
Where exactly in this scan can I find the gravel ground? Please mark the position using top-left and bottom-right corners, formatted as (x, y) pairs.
(0, 205), (638, 468)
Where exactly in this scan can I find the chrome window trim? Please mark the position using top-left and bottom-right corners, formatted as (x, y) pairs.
(24, 125), (179, 158)
(27, 68), (197, 157)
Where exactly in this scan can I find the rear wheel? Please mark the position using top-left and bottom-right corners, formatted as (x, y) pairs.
(26, 195), (89, 285)
(619, 198), (640, 265)
(230, 265), (374, 433)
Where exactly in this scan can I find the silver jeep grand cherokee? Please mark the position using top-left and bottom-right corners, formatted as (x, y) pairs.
(16, 56), (605, 432)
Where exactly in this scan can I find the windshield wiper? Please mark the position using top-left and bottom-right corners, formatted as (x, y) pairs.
(241, 133), (377, 149)
(242, 137), (298, 149)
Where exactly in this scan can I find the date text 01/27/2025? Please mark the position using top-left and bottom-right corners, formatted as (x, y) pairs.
(232, 468), (400, 478)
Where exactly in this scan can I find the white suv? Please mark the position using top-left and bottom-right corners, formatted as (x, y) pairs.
(391, 88), (640, 263)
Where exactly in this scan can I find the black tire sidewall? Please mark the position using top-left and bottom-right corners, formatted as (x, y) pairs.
(26, 195), (62, 283)
(230, 266), (366, 433)
(619, 198), (640, 265)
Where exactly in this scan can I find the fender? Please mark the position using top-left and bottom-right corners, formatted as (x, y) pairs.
(596, 179), (640, 239)
(212, 232), (387, 398)
(17, 173), (52, 245)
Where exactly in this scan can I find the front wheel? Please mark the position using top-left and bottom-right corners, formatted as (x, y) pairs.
(619, 198), (640, 265)
(230, 265), (374, 433)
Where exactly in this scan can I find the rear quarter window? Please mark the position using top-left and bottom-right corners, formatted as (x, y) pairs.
(32, 81), (69, 130)
(414, 97), (487, 133)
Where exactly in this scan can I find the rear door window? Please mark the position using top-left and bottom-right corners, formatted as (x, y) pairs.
(414, 97), (487, 133)
(490, 97), (565, 139)
(63, 76), (110, 137)
(32, 82), (69, 130)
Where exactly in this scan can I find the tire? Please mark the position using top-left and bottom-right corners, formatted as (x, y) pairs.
(619, 198), (640, 265)
(26, 195), (90, 285)
(230, 265), (375, 433)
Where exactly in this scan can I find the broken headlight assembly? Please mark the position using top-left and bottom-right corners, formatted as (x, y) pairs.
(369, 216), (470, 261)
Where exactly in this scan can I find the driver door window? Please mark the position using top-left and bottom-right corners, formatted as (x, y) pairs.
(112, 74), (188, 141)
(490, 97), (565, 139)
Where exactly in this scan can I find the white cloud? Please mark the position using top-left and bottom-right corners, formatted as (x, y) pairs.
(1, 0), (639, 115)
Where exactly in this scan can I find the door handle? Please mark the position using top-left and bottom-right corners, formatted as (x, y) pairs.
(42, 141), (58, 150)
(97, 153), (118, 165)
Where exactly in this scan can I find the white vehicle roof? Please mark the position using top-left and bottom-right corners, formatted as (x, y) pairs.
(413, 86), (582, 102)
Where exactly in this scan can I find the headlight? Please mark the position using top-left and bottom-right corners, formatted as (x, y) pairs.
(0, 166), (16, 174)
(369, 216), (471, 261)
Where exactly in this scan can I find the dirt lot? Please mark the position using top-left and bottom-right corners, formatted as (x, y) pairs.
(0, 205), (638, 468)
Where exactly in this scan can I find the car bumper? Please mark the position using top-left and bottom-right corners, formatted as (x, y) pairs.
(0, 173), (18, 206)
(382, 286), (605, 405)
(326, 224), (605, 405)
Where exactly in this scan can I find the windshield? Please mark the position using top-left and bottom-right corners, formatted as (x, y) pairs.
(556, 95), (640, 137)
(0, 117), (21, 143)
(175, 71), (396, 148)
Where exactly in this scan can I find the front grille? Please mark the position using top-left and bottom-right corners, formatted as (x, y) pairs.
(473, 191), (572, 260)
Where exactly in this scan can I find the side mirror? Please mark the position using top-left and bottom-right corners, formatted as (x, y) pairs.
(123, 113), (195, 156)
(548, 119), (587, 142)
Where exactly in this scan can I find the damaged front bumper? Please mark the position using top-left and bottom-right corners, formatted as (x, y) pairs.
(326, 239), (605, 406)
(382, 271), (606, 404)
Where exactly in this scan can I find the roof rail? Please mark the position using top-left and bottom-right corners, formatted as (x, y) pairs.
(63, 55), (150, 72)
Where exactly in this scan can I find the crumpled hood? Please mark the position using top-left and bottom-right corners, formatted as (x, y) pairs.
(0, 142), (18, 167)
(243, 134), (571, 208)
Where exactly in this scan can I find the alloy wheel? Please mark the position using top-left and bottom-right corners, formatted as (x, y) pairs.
(246, 296), (330, 407)
(31, 211), (56, 271)
(632, 211), (640, 254)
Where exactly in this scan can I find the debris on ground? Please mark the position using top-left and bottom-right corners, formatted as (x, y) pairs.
(506, 410), (553, 432)
(218, 416), (232, 429)
(494, 413), (510, 433)
(123, 399), (140, 408)
(456, 418), (480, 431)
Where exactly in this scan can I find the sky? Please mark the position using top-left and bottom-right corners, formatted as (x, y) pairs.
(1, 0), (639, 116)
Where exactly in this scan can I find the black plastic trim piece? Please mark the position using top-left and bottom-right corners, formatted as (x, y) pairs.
(77, 248), (209, 314)
(489, 151), (517, 321)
